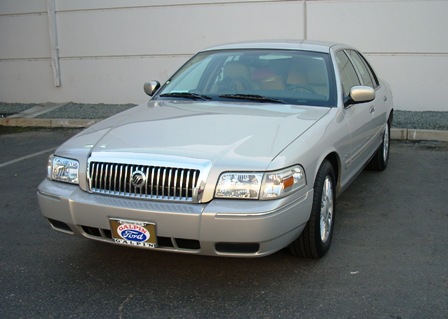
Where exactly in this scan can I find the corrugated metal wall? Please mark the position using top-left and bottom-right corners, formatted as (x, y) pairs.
(0, 0), (447, 111)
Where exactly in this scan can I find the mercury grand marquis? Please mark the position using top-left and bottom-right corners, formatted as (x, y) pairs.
(37, 40), (394, 258)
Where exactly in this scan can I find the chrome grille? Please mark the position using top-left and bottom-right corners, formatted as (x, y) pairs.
(88, 162), (200, 201)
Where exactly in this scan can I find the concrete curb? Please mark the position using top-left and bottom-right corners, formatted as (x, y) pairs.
(1, 117), (448, 142)
(391, 128), (448, 142)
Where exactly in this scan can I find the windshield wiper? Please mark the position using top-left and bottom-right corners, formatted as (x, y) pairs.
(159, 92), (212, 101)
(219, 94), (286, 104)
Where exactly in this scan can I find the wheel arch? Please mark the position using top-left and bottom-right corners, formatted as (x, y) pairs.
(323, 152), (341, 195)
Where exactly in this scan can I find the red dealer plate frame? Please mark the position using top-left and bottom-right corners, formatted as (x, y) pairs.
(110, 218), (157, 248)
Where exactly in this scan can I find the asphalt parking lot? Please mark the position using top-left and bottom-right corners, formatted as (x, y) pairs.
(1, 128), (447, 319)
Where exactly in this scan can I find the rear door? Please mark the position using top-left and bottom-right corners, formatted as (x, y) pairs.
(346, 50), (388, 149)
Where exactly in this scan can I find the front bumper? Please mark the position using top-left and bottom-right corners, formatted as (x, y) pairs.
(37, 179), (313, 257)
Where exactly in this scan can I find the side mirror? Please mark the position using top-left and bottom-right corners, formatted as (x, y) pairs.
(143, 81), (161, 97)
(345, 86), (375, 106)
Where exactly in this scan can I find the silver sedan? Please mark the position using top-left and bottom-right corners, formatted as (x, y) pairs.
(38, 40), (393, 258)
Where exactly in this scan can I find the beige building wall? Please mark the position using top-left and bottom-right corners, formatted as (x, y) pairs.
(0, 0), (447, 111)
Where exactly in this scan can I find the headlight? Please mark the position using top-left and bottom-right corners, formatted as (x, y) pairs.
(215, 173), (263, 199)
(47, 155), (79, 184)
(215, 166), (306, 200)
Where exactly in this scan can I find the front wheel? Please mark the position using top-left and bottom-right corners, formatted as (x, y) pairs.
(290, 160), (336, 258)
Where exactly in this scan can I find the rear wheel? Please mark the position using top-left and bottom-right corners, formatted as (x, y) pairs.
(290, 160), (336, 258)
(367, 120), (390, 171)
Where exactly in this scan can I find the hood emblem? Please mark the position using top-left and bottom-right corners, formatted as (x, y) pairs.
(131, 170), (146, 188)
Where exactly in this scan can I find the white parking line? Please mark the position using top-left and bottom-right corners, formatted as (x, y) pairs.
(0, 147), (56, 168)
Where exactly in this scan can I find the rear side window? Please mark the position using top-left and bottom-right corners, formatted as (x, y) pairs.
(357, 52), (380, 88)
(335, 51), (360, 101)
(347, 50), (378, 89)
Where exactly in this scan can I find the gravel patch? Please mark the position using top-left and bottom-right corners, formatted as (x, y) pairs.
(0, 103), (40, 117)
(393, 111), (448, 130)
(35, 102), (137, 119)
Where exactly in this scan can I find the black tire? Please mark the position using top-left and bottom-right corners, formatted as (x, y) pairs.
(367, 120), (390, 171)
(290, 160), (336, 258)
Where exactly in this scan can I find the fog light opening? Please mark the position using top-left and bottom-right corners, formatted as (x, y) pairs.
(48, 218), (73, 233)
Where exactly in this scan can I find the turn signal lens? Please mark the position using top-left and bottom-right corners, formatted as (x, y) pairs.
(261, 166), (306, 199)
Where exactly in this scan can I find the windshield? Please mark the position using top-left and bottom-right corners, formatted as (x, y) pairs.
(155, 49), (337, 107)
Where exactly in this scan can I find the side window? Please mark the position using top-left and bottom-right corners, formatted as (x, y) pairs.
(335, 51), (360, 100)
(347, 50), (375, 88)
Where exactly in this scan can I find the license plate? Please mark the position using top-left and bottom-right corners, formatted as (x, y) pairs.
(109, 218), (157, 248)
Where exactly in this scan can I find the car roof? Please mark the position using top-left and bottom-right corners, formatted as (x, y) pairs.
(203, 40), (349, 53)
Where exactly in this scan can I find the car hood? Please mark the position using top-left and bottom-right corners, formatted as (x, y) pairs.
(59, 100), (330, 170)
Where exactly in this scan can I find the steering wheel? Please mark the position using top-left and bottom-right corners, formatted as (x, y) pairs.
(219, 77), (253, 91)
